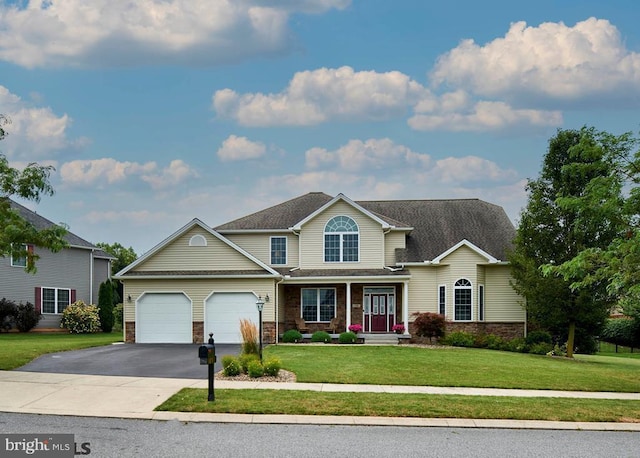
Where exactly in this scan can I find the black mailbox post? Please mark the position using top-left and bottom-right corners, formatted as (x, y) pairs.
(198, 333), (216, 401)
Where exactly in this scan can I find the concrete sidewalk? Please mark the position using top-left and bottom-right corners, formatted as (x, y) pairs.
(1, 371), (639, 431)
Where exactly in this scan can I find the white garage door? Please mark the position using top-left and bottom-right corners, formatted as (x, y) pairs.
(137, 293), (192, 343)
(205, 292), (258, 344)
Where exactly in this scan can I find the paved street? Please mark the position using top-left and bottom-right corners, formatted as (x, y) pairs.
(1, 412), (638, 458)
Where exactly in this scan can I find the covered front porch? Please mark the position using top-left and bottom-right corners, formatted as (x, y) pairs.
(276, 269), (412, 338)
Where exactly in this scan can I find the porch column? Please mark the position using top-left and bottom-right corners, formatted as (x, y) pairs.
(345, 281), (352, 331)
(403, 281), (409, 335)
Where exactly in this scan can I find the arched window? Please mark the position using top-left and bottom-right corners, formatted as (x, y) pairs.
(189, 234), (207, 247)
(324, 216), (359, 262)
(454, 278), (472, 321)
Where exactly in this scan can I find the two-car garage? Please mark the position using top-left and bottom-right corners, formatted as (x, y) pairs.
(135, 292), (259, 344)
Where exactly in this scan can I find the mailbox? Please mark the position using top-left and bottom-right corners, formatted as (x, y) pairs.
(198, 344), (216, 365)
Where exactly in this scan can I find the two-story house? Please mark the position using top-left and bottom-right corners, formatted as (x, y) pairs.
(2, 199), (114, 329)
(116, 192), (525, 344)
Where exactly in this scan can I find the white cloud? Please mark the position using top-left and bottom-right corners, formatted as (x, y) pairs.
(213, 66), (428, 126)
(0, 0), (350, 68)
(60, 157), (196, 190)
(431, 17), (640, 103)
(305, 138), (430, 172)
(0, 85), (87, 159)
(428, 156), (518, 184)
(217, 135), (266, 161)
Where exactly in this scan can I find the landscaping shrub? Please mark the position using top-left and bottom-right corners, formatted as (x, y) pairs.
(14, 302), (41, 332)
(311, 331), (331, 343)
(247, 360), (264, 378)
(222, 356), (241, 376)
(239, 353), (260, 374)
(113, 303), (124, 332)
(528, 342), (554, 355)
(282, 329), (302, 343)
(263, 357), (282, 377)
(239, 319), (259, 355)
(98, 280), (114, 333)
(411, 312), (446, 343)
(338, 331), (357, 344)
(473, 333), (489, 348)
(525, 330), (552, 346)
(441, 331), (474, 347)
(502, 337), (527, 353)
(60, 300), (101, 333)
(0, 298), (16, 331)
(484, 334), (505, 350)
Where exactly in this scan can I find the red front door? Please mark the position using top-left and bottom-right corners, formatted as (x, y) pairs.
(370, 294), (388, 332)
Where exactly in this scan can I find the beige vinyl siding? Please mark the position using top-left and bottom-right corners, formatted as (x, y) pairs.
(134, 227), (260, 271)
(405, 267), (438, 316)
(300, 201), (384, 269)
(484, 266), (526, 322)
(384, 231), (406, 266)
(225, 233), (299, 268)
(123, 278), (276, 322)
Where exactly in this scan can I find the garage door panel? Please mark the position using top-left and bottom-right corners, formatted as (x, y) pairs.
(205, 293), (258, 344)
(137, 293), (192, 343)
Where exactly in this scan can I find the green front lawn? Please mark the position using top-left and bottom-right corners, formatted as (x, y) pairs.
(157, 388), (640, 423)
(0, 332), (123, 370)
(264, 345), (640, 392)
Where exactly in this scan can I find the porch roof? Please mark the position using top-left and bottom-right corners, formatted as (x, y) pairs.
(277, 268), (410, 282)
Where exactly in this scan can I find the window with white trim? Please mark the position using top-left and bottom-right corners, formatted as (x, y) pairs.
(478, 284), (485, 321)
(301, 288), (336, 322)
(42, 287), (71, 314)
(10, 243), (28, 268)
(454, 279), (472, 321)
(438, 285), (446, 316)
(270, 236), (287, 265)
(324, 216), (359, 262)
(189, 234), (207, 246)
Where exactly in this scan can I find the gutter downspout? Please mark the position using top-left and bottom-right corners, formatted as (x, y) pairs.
(90, 249), (94, 304)
(275, 277), (284, 344)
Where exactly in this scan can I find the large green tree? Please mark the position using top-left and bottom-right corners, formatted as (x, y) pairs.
(96, 242), (138, 302)
(0, 115), (68, 272)
(509, 127), (623, 357)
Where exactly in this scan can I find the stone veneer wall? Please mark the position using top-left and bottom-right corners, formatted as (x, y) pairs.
(408, 321), (524, 343)
(193, 321), (204, 344)
(125, 321), (135, 343)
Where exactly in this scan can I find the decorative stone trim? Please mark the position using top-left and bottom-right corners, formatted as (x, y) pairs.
(125, 321), (135, 343)
(193, 321), (204, 344)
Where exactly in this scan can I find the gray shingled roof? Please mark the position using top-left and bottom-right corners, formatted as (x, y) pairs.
(215, 192), (515, 262)
(8, 199), (114, 259)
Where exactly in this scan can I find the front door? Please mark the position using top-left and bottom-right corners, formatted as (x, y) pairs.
(370, 294), (387, 332)
(363, 289), (396, 332)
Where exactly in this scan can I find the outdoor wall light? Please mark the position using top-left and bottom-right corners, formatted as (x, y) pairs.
(127, 295), (132, 302)
(265, 294), (270, 302)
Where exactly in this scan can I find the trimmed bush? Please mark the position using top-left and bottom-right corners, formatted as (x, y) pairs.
(98, 280), (114, 333)
(338, 331), (357, 344)
(239, 353), (260, 374)
(441, 331), (474, 347)
(263, 357), (282, 377)
(528, 342), (554, 355)
(222, 356), (241, 376)
(525, 330), (552, 346)
(311, 331), (331, 343)
(502, 337), (527, 353)
(14, 302), (41, 332)
(247, 360), (264, 378)
(0, 298), (16, 331)
(485, 334), (505, 350)
(282, 329), (302, 343)
(411, 312), (446, 343)
(60, 300), (101, 333)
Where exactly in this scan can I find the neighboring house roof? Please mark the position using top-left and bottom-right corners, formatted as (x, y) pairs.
(216, 192), (515, 262)
(8, 199), (114, 259)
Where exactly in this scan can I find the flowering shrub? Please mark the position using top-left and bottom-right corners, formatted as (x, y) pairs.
(392, 324), (405, 333)
(222, 356), (241, 376)
(263, 357), (282, 377)
(348, 324), (362, 333)
(247, 360), (264, 378)
(60, 300), (101, 333)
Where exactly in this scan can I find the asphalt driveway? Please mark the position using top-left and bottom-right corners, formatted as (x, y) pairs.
(16, 343), (243, 379)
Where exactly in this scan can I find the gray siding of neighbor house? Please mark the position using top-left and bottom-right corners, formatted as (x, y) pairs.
(0, 246), (109, 329)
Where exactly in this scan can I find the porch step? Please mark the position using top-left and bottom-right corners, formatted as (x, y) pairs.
(362, 333), (399, 345)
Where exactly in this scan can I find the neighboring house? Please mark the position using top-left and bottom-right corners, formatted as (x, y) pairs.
(1, 199), (114, 329)
(116, 192), (525, 344)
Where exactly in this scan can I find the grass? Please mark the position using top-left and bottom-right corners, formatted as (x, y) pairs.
(156, 388), (640, 423)
(597, 341), (640, 359)
(0, 332), (123, 370)
(264, 345), (640, 392)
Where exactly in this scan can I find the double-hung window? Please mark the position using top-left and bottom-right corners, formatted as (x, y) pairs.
(42, 287), (71, 314)
(301, 288), (336, 322)
(270, 236), (287, 265)
(324, 216), (359, 262)
(10, 243), (29, 268)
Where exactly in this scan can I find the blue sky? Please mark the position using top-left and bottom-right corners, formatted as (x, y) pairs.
(1, 0), (639, 255)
